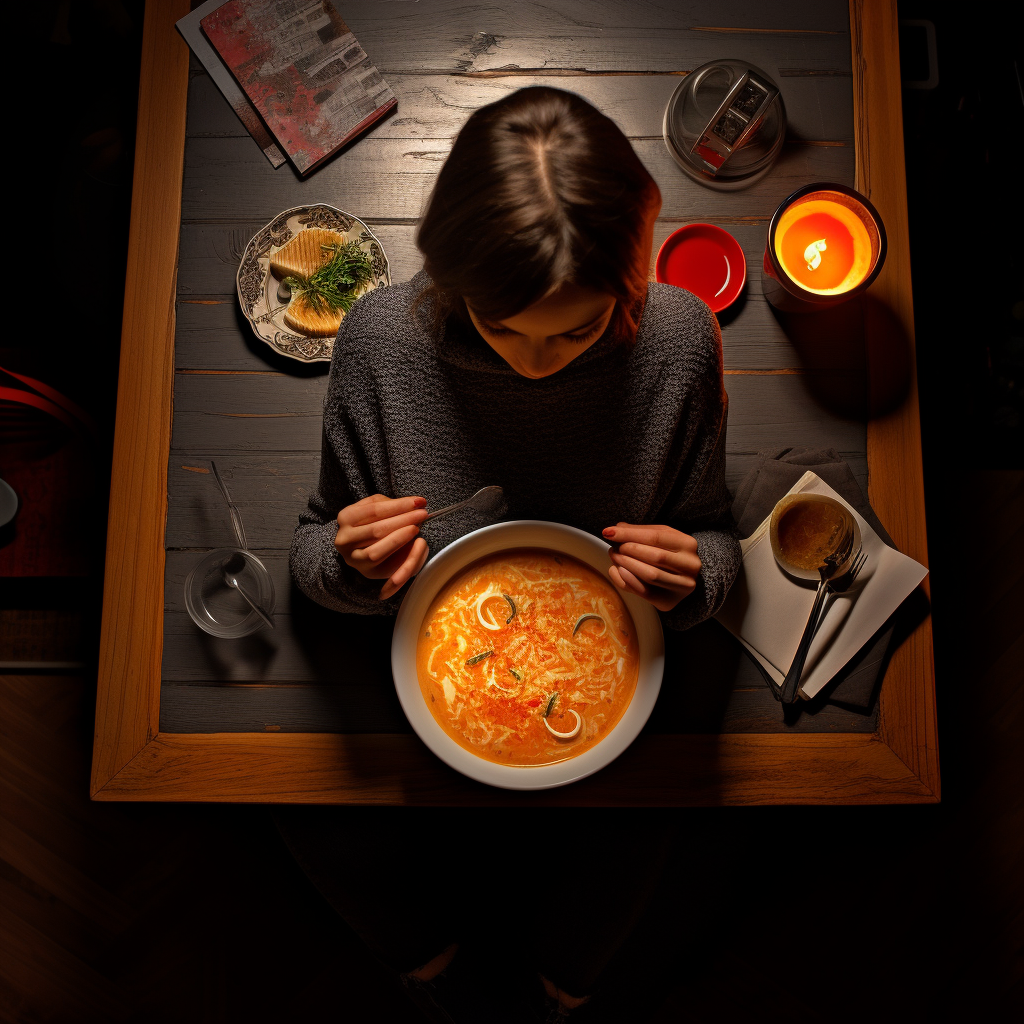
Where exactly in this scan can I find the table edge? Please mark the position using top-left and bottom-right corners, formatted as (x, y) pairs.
(91, 0), (940, 805)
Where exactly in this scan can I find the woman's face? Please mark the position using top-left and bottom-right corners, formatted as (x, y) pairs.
(466, 283), (616, 379)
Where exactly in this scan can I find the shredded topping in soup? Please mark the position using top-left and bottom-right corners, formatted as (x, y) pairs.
(416, 548), (640, 766)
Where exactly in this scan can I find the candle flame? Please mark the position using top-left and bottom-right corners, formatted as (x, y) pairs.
(775, 197), (872, 295)
(803, 238), (827, 271)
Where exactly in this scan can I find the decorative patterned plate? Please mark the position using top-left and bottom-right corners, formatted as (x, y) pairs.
(236, 204), (390, 363)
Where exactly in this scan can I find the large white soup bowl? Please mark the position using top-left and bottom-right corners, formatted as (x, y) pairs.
(391, 520), (665, 790)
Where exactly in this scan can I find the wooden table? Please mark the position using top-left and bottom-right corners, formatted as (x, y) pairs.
(91, 0), (938, 805)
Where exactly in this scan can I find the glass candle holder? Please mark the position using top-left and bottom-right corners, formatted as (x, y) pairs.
(762, 182), (886, 313)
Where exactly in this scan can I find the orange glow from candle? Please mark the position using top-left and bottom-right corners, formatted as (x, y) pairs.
(774, 198), (873, 295)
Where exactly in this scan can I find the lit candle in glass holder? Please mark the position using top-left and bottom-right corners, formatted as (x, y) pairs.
(762, 182), (886, 313)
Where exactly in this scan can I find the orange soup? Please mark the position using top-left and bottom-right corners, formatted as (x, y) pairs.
(416, 549), (640, 766)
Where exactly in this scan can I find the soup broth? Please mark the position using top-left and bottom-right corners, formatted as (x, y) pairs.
(777, 500), (849, 571)
(416, 548), (640, 766)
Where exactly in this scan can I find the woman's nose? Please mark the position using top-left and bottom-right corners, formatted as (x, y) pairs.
(519, 344), (557, 376)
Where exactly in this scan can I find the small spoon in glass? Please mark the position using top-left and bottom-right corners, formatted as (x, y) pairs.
(210, 460), (274, 630)
(221, 552), (275, 631)
(423, 485), (505, 523)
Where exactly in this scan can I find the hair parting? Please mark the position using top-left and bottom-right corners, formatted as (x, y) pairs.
(414, 87), (662, 343)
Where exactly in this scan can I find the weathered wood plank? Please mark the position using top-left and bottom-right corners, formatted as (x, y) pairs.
(339, 1), (851, 75)
(168, 370), (866, 457)
(186, 69), (854, 145)
(158, 682), (410, 734)
(175, 221), (868, 373)
(163, 453), (869, 551)
(180, 137), (853, 225)
(157, 676), (874, 733)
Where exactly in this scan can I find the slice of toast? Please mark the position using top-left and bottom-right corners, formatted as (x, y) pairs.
(269, 228), (345, 280)
(283, 293), (344, 337)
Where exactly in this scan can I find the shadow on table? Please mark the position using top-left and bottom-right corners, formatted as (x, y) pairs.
(234, 302), (332, 377)
(715, 277), (749, 329)
(194, 626), (278, 681)
(287, 582), (410, 730)
(768, 293), (915, 420)
(647, 620), (743, 733)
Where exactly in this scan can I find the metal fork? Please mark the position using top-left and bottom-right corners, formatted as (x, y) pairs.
(830, 548), (868, 598)
(775, 546), (868, 703)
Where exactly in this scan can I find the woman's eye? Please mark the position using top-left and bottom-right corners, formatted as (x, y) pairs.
(480, 323), (515, 337)
(565, 324), (602, 344)
(478, 321), (602, 342)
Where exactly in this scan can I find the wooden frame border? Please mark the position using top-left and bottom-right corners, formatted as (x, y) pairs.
(92, 0), (938, 805)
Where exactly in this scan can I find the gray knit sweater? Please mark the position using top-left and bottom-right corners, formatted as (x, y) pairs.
(289, 271), (740, 630)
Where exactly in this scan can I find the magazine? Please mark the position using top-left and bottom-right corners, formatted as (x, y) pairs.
(200, 1), (397, 177)
(176, 0), (286, 169)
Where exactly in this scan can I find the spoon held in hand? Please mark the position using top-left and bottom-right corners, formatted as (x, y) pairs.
(423, 485), (505, 523)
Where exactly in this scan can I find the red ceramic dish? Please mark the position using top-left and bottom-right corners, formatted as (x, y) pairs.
(655, 224), (747, 312)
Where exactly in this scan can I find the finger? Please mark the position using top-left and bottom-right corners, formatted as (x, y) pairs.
(608, 565), (632, 592)
(336, 506), (428, 550)
(613, 540), (701, 577)
(365, 539), (417, 581)
(602, 523), (697, 553)
(616, 565), (648, 595)
(352, 523), (423, 566)
(609, 551), (697, 592)
(344, 492), (390, 514)
(380, 538), (429, 600)
(338, 495), (426, 528)
(614, 565), (688, 613)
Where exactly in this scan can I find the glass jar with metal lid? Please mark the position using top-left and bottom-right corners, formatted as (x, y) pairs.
(663, 58), (786, 191)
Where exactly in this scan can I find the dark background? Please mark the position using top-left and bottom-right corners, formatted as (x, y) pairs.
(1, 2), (1020, 1021)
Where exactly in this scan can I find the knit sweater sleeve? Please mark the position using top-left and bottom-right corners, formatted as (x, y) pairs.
(655, 304), (741, 632)
(288, 308), (402, 617)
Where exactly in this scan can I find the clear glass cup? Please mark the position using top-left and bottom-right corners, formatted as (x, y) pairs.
(183, 548), (276, 638)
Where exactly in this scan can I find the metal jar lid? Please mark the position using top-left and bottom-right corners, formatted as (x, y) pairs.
(663, 58), (786, 191)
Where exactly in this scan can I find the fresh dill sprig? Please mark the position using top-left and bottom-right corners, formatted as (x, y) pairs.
(284, 240), (373, 314)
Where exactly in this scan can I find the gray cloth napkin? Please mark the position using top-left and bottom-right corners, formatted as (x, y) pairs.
(730, 446), (896, 709)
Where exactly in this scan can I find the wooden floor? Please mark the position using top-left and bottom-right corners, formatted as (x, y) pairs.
(2, 474), (1021, 1024)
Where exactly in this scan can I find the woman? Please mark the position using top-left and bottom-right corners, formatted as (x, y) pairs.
(280, 88), (739, 1021)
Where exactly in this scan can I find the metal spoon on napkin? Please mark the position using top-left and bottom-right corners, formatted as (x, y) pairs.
(776, 522), (861, 704)
(210, 460), (275, 630)
(423, 485), (505, 523)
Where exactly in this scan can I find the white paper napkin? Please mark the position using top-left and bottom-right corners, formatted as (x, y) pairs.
(715, 472), (928, 700)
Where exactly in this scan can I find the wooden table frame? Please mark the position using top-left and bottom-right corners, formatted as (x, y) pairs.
(91, 0), (938, 805)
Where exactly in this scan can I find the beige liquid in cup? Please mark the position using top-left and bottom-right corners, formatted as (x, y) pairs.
(776, 500), (849, 572)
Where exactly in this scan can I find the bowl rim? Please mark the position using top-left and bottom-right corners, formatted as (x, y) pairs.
(391, 520), (666, 791)
(654, 223), (747, 312)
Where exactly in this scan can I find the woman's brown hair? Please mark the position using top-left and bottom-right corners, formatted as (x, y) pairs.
(415, 86), (662, 341)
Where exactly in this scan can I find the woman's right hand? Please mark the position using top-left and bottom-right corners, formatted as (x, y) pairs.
(335, 494), (430, 600)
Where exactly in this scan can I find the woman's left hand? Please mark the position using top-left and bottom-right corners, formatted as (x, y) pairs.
(602, 523), (701, 612)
